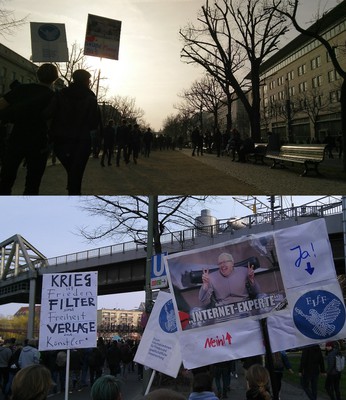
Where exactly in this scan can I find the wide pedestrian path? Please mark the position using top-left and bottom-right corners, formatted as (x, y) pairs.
(11, 148), (346, 195)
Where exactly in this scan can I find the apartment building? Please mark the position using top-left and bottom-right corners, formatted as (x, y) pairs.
(259, 1), (346, 144)
(97, 307), (144, 340)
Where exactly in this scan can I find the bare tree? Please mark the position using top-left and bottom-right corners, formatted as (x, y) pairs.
(109, 95), (145, 124)
(180, 74), (225, 132)
(0, 1), (27, 37)
(272, 0), (346, 168)
(180, 0), (288, 141)
(78, 195), (212, 254)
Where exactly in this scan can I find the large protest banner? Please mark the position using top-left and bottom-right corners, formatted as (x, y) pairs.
(84, 14), (122, 60)
(39, 272), (98, 351)
(134, 291), (182, 378)
(30, 22), (69, 62)
(164, 219), (346, 369)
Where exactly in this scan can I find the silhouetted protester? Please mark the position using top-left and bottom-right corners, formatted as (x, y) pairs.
(115, 119), (130, 166)
(267, 351), (293, 398)
(238, 134), (255, 162)
(191, 127), (200, 156)
(213, 128), (222, 157)
(228, 129), (241, 161)
(0, 63), (58, 194)
(325, 341), (342, 400)
(69, 348), (83, 393)
(299, 344), (325, 400)
(0, 339), (12, 396)
(18, 339), (40, 368)
(88, 346), (104, 386)
(188, 371), (218, 400)
(143, 388), (186, 399)
(49, 69), (100, 195)
(266, 131), (280, 153)
(101, 119), (115, 167)
(213, 361), (231, 399)
(91, 375), (122, 400)
(106, 339), (122, 377)
(143, 128), (153, 157)
(245, 364), (272, 400)
(11, 364), (53, 400)
(131, 123), (142, 164)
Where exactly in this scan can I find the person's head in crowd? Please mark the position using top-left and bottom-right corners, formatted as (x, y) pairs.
(11, 364), (53, 400)
(72, 69), (91, 87)
(246, 364), (271, 400)
(191, 372), (213, 393)
(36, 63), (58, 85)
(144, 388), (186, 400)
(91, 375), (122, 400)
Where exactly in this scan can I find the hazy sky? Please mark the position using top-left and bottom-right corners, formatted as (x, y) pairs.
(1, 0), (340, 130)
(0, 195), (326, 316)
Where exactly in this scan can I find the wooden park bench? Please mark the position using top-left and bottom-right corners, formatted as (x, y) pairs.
(247, 143), (268, 164)
(265, 144), (327, 176)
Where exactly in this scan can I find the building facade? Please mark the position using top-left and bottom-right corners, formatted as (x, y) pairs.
(258, 1), (346, 144)
(97, 307), (144, 341)
(0, 43), (38, 95)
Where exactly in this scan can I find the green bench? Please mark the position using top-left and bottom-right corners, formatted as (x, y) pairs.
(265, 144), (327, 176)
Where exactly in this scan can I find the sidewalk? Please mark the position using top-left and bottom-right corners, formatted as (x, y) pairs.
(11, 149), (258, 195)
(10, 148), (346, 195)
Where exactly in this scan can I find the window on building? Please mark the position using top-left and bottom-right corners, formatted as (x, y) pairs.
(312, 75), (323, 88)
(329, 90), (340, 103)
(277, 76), (284, 86)
(0, 67), (7, 78)
(288, 86), (295, 96)
(298, 64), (306, 76)
(299, 81), (308, 93)
(310, 55), (321, 70)
(287, 70), (294, 81)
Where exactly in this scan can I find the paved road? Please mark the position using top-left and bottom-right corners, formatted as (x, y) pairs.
(10, 148), (346, 195)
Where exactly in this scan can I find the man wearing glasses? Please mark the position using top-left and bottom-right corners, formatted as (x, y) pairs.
(199, 252), (259, 307)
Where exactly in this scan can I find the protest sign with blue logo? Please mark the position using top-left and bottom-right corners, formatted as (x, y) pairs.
(30, 22), (69, 62)
(134, 291), (182, 377)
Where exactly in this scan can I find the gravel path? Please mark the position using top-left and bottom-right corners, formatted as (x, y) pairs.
(181, 149), (346, 194)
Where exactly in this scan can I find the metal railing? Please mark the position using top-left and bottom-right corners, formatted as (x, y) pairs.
(45, 200), (342, 267)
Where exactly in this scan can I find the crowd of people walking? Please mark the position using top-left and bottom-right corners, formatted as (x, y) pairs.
(0, 335), (344, 400)
(0, 64), (171, 196)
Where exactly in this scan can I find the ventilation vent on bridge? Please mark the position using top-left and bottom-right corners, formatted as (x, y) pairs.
(195, 209), (218, 236)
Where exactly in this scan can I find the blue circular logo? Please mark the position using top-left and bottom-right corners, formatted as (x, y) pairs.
(293, 290), (346, 339)
(38, 24), (61, 41)
(159, 299), (177, 333)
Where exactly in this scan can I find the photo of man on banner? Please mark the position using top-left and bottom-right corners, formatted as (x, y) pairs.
(165, 233), (287, 331)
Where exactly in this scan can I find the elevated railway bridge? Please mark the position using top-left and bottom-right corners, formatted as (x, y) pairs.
(1, 199), (345, 310)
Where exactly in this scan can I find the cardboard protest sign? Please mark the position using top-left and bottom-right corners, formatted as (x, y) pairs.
(164, 219), (346, 369)
(165, 232), (284, 332)
(134, 291), (182, 378)
(273, 219), (346, 345)
(30, 22), (69, 62)
(39, 272), (98, 351)
(84, 14), (121, 60)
